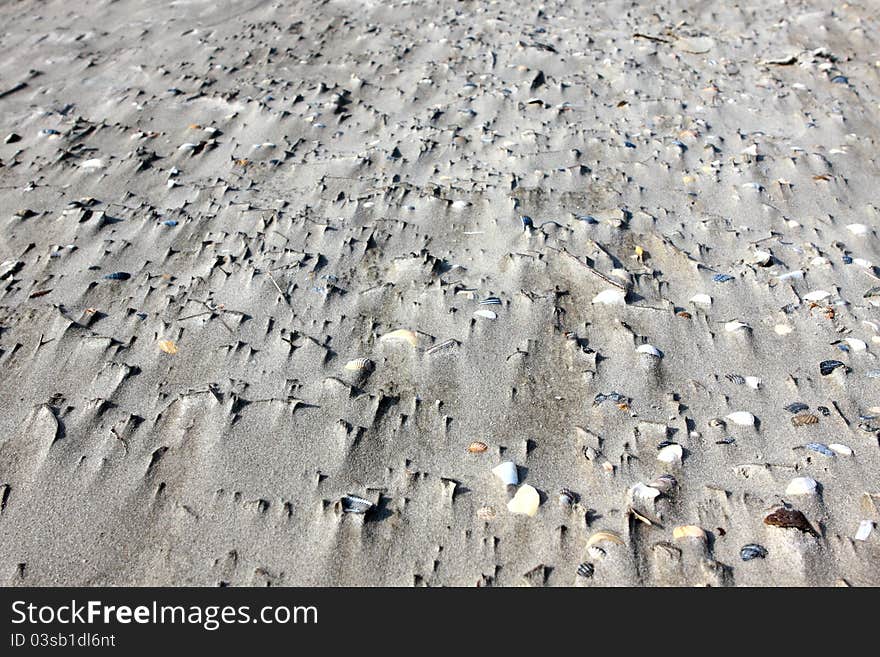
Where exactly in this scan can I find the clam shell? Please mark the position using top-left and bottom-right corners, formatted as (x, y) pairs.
(592, 289), (626, 305)
(343, 357), (373, 372)
(726, 411), (756, 427)
(340, 494), (373, 514)
(785, 476), (818, 496)
(467, 441), (488, 454)
(847, 223), (870, 236)
(828, 443), (853, 456)
(473, 309), (497, 320)
(379, 329), (421, 347)
(656, 443), (683, 464)
(636, 344), (663, 358)
(804, 290), (831, 302)
(507, 484), (540, 517)
(673, 525), (707, 541)
(491, 461), (518, 486)
(740, 544), (768, 561)
(791, 413), (819, 427)
(725, 320), (750, 332)
(586, 530), (624, 548)
(558, 488), (576, 506)
(844, 338), (867, 352)
(689, 293), (712, 306)
(745, 376), (762, 389)
(650, 474), (678, 493)
(820, 359), (845, 376)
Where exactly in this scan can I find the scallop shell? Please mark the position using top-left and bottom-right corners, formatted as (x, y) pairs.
(158, 339), (178, 354)
(791, 413), (819, 427)
(657, 443), (683, 464)
(673, 525), (707, 541)
(592, 289), (626, 305)
(586, 530), (624, 548)
(689, 293), (712, 306)
(785, 476), (818, 496)
(467, 441), (488, 454)
(726, 411), (756, 427)
(379, 329), (421, 347)
(507, 484), (540, 517)
(340, 494), (373, 514)
(473, 309), (497, 320)
(344, 357), (373, 372)
(636, 344), (663, 358)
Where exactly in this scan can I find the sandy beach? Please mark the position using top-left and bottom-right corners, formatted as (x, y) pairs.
(0, 0), (879, 586)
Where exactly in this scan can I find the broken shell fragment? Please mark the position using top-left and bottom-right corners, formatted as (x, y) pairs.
(650, 474), (678, 493)
(340, 494), (373, 514)
(791, 413), (819, 427)
(467, 441), (488, 454)
(854, 520), (874, 541)
(476, 506), (496, 521)
(740, 544), (768, 561)
(491, 461), (519, 486)
(828, 443), (853, 456)
(672, 525), (707, 541)
(158, 339), (178, 354)
(592, 288), (626, 305)
(576, 562), (594, 578)
(764, 507), (818, 536)
(636, 344), (663, 358)
(507, 484), (540, 517)
(657, 443), (683, 465)
(473, 309), (497, 320)
(344, 358), (374, 372)
(558, 488), (577, 506)
(820, 360), (846, 376)
(785, 477), (818, 496)
(803, 290), (831, 302)
(726, 411), (756, 427)
(586, 530), (624, 548)
(689, 293), (712, 306)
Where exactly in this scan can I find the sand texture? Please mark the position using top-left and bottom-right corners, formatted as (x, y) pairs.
(1, 0), (880, 586)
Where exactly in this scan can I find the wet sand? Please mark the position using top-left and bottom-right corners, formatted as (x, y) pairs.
(0, 0), (879, 585)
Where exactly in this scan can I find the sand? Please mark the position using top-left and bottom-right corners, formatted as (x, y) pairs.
(0, 0), (879, 586)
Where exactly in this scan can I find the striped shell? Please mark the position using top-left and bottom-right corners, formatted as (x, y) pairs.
(791, 413), (819, 427)
(344, 358), (373, 372)
(467, 441), (488, 454)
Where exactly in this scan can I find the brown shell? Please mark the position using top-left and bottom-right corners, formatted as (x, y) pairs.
(791, 413), (819, 427)
(467, 441), (488, 454)
(476, 506), (496, 520)
(763, 507), (818, 536)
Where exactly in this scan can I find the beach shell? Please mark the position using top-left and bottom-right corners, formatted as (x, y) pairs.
(791, 413), (819, 427)
(804, 442), (834, 457)
(689, 293), (712, 306)
(726, 411), (756, 427)
(820, 360), (845, 376)
(854, 520), (874, 541)
(650, 474), (678, 493)
(725, 321), (750, 332)
(713, 273), (734, 283)
(673, 525), (706, 541)
(79, 158), (105, 169)
(592, 289), (626, 305)
(785, 477), (818, 496)
(558, 488), (576, 506)
(847, 223), (870, 236)
(776, 270), (804, 282)
(764, 507), (817, 535)
(576, 562), (594, 578)
(636, 344), (663, 358)
(344, 358), (373, 372)
(479, 296), (502, 305)
(158, 340), (178, 355)
(586, 530), (624, 548)
(828, 443), (853, 456)
(491, 461), (518, 486)
(340, 494), (373, 514)
(474, 309), (497, 320)
(467, 441), (488, 454)
(775, 324), (793, 335)
(740, 544), (768, 561)
(103, 272), (131, 280)
(379, 329), (420, 347)
(507, 484), (540, 517)
(750, 250), (772, 266)
(784, 402), (809, 414)
(726, 373), (745, 385)
(425, 338), (458, 356)
(657, 443), (683, 464)
(587, 546), (606, 560)
(745, 376), (762, 389)
(476, 506), (496, 521)
(843, 338), (867, 352)
(804, 290), (831, 302)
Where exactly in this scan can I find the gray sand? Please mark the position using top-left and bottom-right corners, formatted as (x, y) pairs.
(0, 0), (879, 586)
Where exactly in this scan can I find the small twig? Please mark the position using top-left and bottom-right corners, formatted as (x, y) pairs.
(633, 32), (670, 44)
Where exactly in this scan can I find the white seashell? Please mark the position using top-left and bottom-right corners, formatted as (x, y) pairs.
(853, 258), (873, 268)
(636, 344), (663, 358)
(492, 461), (518, 486)
(592, 289), (626, 305)
(810, 256), (831, 267)
(379, 329), (421, 347)
(847, 223), (870, 236)
(785, 476), (818, 496)
(630, 482), (661, 502)
(689, 293), (712, 306)
(745, 376), (762, 389)
(828, 443), (853, 456)
(657, 443), (683, 464)
(844, 338), (867, 352)
(854, 520), (874, 541)
(775, 324), (793, 335)
(725, 321), (750, 332)
(507, 484), (540, 517)
(776, 270), (804, 281)
(726, 411), (756, 426)
(804, 290), (831, 302)
(344, 358), (373, 372)
(863, 321), (880, 333)
(473, 309), (497, 320)
(673, 525), (707, 541)
(451, 200), (469, 210)
(751, 250), (772, 265)
(79, 158), (105, 169)
(178, 142), (198, 151)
